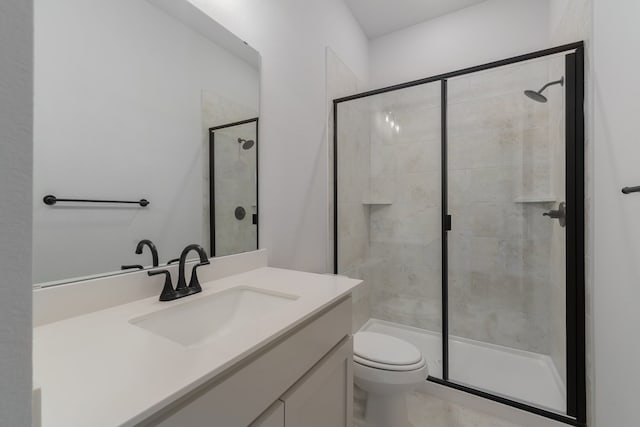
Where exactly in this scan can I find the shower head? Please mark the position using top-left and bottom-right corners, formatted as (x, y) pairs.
(237, 138), (255, 150)
(524, 77), (564, 103)
(524, 90), (549, 103)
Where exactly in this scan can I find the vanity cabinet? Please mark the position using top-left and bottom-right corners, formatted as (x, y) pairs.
(250, 337), (352, 427)
(142, 297), (353, 427)
(280, 337), (353, 427)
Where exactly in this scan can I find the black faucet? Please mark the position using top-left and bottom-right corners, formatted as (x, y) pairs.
(147, 244), (210, 302)
(176, 244), (210, 292)
(136, 239), (159, 267)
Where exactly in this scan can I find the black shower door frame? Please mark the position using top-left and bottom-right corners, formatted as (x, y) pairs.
(333, 42), (585, 426)
(209, 117), (259, 258)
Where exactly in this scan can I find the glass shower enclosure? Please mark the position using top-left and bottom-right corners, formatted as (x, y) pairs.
(334, 43), (585, 425)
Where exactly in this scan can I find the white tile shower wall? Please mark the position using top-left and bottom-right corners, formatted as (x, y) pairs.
(357, 60), (559, 355)
(447, 60), (554, 354)
(366, 84), (443, 332)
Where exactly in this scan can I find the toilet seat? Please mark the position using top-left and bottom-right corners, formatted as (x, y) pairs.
(354, 354), (426, 371)
(354, 332), (425, 371)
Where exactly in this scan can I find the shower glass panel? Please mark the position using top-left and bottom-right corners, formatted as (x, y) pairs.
(336, 83), (443, 378)
(447, 53), (568, 413)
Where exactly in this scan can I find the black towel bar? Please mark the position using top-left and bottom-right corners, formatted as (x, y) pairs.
(43, 195), (149, 207)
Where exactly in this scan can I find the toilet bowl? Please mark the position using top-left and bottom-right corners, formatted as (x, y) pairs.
(353, 332), (428, 427)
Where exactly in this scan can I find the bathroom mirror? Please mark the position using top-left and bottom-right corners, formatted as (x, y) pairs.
(33, 0), (260, 287)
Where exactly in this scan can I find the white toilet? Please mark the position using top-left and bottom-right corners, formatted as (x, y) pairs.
(353, 332), (428, 427)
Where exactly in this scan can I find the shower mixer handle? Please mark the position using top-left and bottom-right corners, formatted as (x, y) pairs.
(543, 202), (566, 227)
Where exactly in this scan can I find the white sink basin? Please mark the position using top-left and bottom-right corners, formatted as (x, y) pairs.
(129, 286), (299, 347)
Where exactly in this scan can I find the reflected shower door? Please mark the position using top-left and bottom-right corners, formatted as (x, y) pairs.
(210, 119), (258, 257)
(446, 53), (569, 414)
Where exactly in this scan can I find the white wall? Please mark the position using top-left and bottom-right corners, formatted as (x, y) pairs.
(549, 0), (591, 47)
(368, 0), (551, 88)
(0, 0), (33, 424)
(592, 1), (640, 426)
(188, 0), (369, 273)
(33, 0), (259, 284)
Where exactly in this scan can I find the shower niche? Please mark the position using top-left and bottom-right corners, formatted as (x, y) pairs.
(334, 43), (585, 426)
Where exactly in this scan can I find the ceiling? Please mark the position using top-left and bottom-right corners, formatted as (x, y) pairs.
(344, 0), (489, 39)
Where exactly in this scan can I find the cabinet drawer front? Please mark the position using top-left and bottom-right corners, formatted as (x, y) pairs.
(144, 297), (352, 427)
(281, 337), (353, 427)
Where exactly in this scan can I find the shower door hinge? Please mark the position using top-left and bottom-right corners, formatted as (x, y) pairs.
(445, 215), (452, 231)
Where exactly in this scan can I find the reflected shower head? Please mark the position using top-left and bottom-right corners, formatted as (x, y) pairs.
(237, 138), (255, 150)
(524, 90), (549, 103)
(524, 77), (564, 103)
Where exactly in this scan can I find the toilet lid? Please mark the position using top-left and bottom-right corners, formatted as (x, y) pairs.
(353, 354), (426, 372)
(354, 332), (423, 366)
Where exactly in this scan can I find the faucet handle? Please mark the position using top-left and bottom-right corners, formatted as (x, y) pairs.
(121, 264), (144, 271)
(188, 261), (210, 292)
(148, 269), (176, 302)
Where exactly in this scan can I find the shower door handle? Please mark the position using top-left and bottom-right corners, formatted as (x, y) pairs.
(543, 202), (566, 227)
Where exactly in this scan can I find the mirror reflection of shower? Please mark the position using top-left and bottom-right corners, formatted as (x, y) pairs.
(524, 76), (564, 103)
(210, 118), (258, 258)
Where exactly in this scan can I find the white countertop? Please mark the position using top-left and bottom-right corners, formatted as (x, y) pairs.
(33, 267), (361, 427)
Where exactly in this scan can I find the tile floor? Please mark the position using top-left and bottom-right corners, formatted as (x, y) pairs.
(354, 386), (525, 427)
